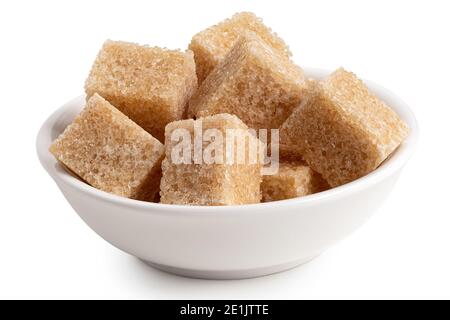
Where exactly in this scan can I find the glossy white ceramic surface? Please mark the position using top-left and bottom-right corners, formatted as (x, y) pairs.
(37, 69), (418, 279)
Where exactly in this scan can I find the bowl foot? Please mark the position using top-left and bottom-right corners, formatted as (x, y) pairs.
(141, 255), (319, 280)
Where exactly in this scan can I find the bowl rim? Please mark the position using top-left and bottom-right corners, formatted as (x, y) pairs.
(36, 67), (419, 214)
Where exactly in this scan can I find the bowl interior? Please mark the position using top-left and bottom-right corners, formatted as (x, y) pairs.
(36, 68), (419, 211)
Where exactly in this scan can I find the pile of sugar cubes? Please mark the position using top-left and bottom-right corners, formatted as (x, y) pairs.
(50, 12), (409, 206)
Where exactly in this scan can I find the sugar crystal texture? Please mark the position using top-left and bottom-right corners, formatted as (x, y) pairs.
(189, 12), (292, 84)
(189, 33), (307, 131)
(261, 161), (328, 202)
(280, 68), (410, 187)
(85, 40), (198, 142)
(160, 113), (263, 205)
(50, 94), (165, 201)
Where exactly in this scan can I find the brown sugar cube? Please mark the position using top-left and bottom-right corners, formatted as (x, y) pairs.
(189, 12), (292, 84)
(261, 161), (328, 202)
(50, 94), (165, 201)
(160, 113), (263, 205)
(279, 143), (304, 162)
(85, 40), (198, 142)
(280, 68), (410, 187)
(189, 33), (307, 131)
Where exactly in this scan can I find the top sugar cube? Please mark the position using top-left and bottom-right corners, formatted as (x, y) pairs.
(189, 32), (307, 131)
(280, 68), (409, 187)
(85, 40), (198, 142)
(189, 12), (291, 83)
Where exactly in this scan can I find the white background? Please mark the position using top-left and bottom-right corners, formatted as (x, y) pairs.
(0, 0), (449, 299)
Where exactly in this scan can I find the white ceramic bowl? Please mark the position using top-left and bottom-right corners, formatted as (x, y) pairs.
(36, 68), (418, 279)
